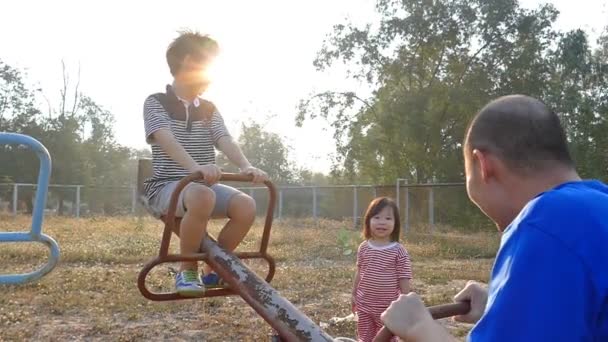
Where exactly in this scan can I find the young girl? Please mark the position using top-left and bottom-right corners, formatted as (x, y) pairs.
(352, 197), (412, 342)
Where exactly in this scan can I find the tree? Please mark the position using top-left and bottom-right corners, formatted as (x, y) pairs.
(0, 60), (137, 214)
(297, 0), (606, 185)
(0, 60), (48, 212)
(37, 64), (135, 214)
(218, 122), (298, 184)
(0, 60), (45, 183)
(543, 29), (608, 179)
(297, 169), (332, 186)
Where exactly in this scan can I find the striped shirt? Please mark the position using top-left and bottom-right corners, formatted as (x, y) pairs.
(355, 240), (412, 314)
(142, 85), (230, 200)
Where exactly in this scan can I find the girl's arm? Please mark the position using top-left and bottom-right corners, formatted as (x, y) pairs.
(353, 241), (366, 313)
(352, 269), (361, 294)
(397, 244), (413, 294)
(399, 278), (411, 294)
(352, 269), (361, 313)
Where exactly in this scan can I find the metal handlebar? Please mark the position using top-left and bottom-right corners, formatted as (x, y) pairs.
(0, 133), (60, 285)
(372, 301), (471, 342)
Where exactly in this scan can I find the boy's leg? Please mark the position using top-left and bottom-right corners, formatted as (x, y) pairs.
(217, 193), (256, 250)
(202, 185), (255, 276)
(180, 184), (216, 271)
(150, 181), (216, 295)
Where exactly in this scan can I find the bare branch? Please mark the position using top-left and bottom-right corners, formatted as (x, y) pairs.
(426, 44), (446, 89)
(41, 92), (53, 120)
(304, 91), (374, 113)
(71, 63), (81, 116)
(60, 60), (67, 117)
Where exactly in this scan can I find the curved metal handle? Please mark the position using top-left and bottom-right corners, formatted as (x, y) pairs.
(0, 233), (60, 284)
(138, 253), (209, 300)
(137, 251), (276, 301)
(159, 172), (277, 257)
(372, 301), (471, 342)
(0, 133), (60, 285)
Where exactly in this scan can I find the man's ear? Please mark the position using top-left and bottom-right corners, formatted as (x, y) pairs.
(472, 149), (494, 183)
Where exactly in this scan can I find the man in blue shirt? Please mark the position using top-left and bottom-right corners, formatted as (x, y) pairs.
(381, 95), (608, 341)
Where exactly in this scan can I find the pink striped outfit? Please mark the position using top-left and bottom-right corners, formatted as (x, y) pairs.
(354, 240), (413, 342)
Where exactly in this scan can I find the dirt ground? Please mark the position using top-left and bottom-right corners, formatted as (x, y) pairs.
(0, 215), (498, 341)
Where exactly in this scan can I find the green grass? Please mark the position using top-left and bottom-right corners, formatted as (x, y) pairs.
(0, 215), (499, 341)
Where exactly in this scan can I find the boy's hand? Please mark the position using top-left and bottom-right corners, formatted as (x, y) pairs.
(240, 166), (268, 183)
(190, 164), (221, 185)
(453, 281), (487, 324)
(351, 296), (357, 314)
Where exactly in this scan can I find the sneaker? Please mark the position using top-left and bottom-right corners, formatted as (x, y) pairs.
(202, 272), (226, 289)
(175, 270), (205, 296)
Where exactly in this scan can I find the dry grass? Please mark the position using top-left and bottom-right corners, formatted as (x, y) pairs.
(0, 215), (499, 341)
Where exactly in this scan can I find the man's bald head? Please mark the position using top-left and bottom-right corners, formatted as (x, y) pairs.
(464, 95), (574, 173)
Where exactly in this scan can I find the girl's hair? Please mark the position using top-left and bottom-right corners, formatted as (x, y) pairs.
(363, 197), (401, 241)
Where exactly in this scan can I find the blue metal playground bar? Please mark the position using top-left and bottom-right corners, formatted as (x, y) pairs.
(0, 132), (60, 284)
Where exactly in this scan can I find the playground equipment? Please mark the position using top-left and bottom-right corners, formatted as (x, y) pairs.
(136, 159), (276, 300)
(0, 132), (60, 285)
(373, 301), (471, 341)
(136, 160), (470, 341)
(137, 160), (334, 340)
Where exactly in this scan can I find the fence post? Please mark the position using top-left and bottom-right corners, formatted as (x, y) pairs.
(75, 185), (81, 218)
(12, 184), (18, 216)
(395, 180), (400, 210)
(429, 187), (435, 232)
(131, 186), (137, 214)
(312, 187), (317, 220)
(278, 189), (283, 220)
(353, 186), (358, 228)
(373, 186), (377, 198)
(404, 180), (410, 232)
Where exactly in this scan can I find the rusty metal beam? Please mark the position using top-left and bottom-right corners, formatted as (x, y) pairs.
(202, 237), (334, 341)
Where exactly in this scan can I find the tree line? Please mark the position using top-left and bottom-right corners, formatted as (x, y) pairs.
(2, 0), (606, 220)
(298, 0), (608, 184)
(0, 61), (315, 213)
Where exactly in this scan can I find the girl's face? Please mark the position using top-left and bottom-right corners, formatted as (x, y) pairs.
(369, 206), (395, 241)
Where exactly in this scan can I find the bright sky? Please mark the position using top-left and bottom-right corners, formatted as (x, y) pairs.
(1, 0), (606, 173)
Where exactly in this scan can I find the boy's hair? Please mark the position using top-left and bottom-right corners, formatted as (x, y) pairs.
(363, 197), (401, 241)
(166, 30), (220, 76)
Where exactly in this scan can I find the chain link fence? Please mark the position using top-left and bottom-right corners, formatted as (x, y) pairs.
(1, 182), (492, 232)
(0, 183), (136, 217)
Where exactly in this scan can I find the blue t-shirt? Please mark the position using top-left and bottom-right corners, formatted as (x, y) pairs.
(469, 180), (608, 341)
